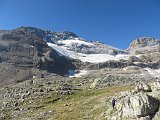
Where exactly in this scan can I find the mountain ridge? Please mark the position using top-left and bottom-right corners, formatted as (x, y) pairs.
(1, 26), (160, 52)
(0, 26), (160, 84)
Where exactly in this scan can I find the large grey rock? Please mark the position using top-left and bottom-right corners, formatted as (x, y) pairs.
(149, 81), (160, 98)
(117, 93), (159, 119)
(135, 82), (152, 92)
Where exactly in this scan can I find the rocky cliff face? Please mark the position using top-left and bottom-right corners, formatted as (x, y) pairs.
(129, 37), (159, 47)
(127, 37), (160, 70)
(0, 28), (77, 85)
(128, 37), (160, 54)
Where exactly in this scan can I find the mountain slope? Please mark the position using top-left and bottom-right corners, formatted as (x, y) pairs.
(0, 28), (77, 84)
(11, 27), (129, 64)
(16, 27), (127, 55)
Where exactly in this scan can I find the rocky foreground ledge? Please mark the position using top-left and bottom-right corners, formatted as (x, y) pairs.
(106, 81), (160, 120)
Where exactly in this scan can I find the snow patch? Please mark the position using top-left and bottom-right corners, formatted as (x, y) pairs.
(47, 43), (130, 63)
(58, 38), (94, 47)
(68, 70), (88, 78)
(79, 53), (115, 63)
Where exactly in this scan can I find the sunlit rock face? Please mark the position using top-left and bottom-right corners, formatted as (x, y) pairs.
(117, 93), (159, 119)
(128, 37), (160, 54)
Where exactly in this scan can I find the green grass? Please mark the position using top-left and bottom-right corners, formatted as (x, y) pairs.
(46, 85), (133, 120)
(14, 85), (133, 120)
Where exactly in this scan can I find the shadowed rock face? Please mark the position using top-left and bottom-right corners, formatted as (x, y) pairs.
(0, 28), (76, 85)
(0, 29), (54, 68)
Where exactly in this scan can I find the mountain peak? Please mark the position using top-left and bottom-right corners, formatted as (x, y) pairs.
(56, 31), (78, 38)
(13, 26), (79, 43)
(128, 37), (160, 49)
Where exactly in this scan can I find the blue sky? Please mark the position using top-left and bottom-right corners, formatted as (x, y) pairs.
(0, 0), (160, 49)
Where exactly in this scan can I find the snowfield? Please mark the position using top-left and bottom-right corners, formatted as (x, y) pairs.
(57, 38), (94, 47)
(48, 42), (130, 63)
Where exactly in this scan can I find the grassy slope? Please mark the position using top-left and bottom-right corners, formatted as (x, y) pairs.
(20, 85), (133, 120)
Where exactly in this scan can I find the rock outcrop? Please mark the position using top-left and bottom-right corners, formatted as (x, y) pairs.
(128, 37), (160, 55)
(108, 82), (160, 120)
(127, 37), (160, 69)
(135, 82), (152, 92)
(152, 81), (160, 91)
(117, 93), (159, 119)
(90, 74), (134, 89)
(86, 60), (128, 70)
(129, 37), (159, 48)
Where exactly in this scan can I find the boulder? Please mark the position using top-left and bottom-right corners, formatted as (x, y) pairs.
(150, 81), (160, 98)
(135, 82), (152, 92)
(117, 93), (159, 119)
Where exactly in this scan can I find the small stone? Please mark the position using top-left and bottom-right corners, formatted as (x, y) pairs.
(64, 104), (69, 106)
(14, 102), (19, 106)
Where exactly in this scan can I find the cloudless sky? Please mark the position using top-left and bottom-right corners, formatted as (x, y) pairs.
(0, 0), (160, 49)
